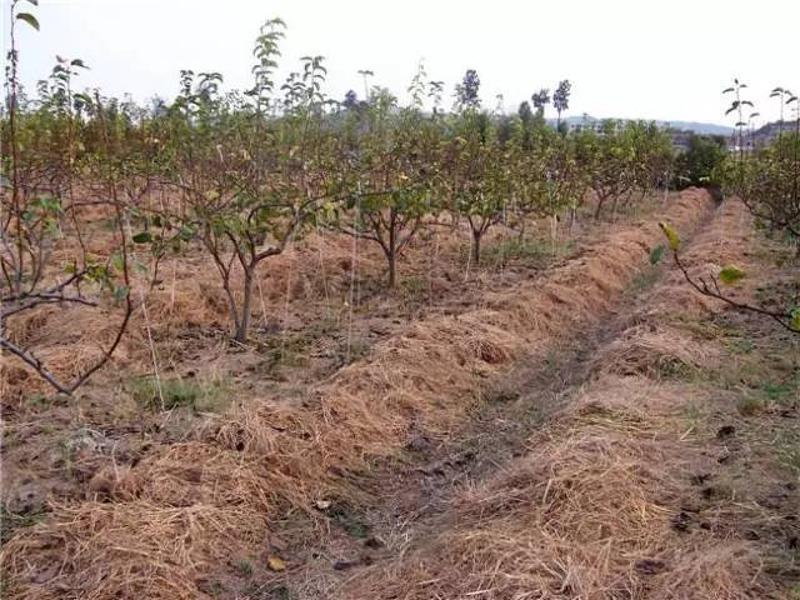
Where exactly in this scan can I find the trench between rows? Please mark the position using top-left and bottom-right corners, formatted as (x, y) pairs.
(325, 197), (798, 600)
(259, 193), (724, 595)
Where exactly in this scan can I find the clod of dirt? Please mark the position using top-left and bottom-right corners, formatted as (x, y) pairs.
(634, 558), (668, 575)
(363, 536), (384, 549)
(671, 511), (692, 532)
(405, 434), (433, 454)
(86, 465), (140, 500)
(716, 425), (736, 439)
(6, 483), (45, 515)
(332, 559), (361, 571)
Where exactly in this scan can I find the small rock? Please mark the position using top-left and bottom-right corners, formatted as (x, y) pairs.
(267, 555), (286, 572)
(716, 425), (736, 439)
(332, 559), (360, 571)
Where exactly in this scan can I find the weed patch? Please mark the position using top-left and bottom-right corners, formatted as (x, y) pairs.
(0, 504), (46, 545)
(127, 375), (230, 412)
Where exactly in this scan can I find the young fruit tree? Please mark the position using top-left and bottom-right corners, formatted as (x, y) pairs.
(337, 84), (438, 288)
(2, 1), (133, 394)
(162, 21), (341, 342)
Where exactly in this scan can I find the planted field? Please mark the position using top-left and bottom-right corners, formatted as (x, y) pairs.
(1, 4), (799, 599)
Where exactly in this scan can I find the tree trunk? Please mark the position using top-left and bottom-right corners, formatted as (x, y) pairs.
(235, 267), (254, 343)
(569, 204), (577, 234)
(471, 228), (482, 265)
(387, 250), (396, 288)
(387, 209), (397, 288)
(593, 195), (607, 220)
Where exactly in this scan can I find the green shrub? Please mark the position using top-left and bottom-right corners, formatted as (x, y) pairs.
(127, 375), (228, 411)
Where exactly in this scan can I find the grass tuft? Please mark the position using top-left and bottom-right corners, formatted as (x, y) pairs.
(127, 375), (230, 412)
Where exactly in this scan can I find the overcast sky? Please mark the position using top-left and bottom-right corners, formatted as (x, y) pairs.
(5, 0), (799, 126)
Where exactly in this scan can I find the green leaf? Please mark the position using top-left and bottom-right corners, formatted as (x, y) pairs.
(649, 245), (665, 266)
(659, 222), (681, 251)
(70, 58), (88, 69)
(177, 225), (196, 241)
(16, 12), (40, 30)
(132, 231), (152, 244)
(110, 252), (125, 272)
(791, 308), (800, 331)
(113, 285), (130, 302)
(719, 265), (745, 285)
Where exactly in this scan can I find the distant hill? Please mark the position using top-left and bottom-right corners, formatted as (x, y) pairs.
(658, 120), (733, 135)
(751, 120), (799, 144)
(554, 115), (733, 136)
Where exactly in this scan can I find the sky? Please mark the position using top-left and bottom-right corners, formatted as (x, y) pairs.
(3, 0), (799, 126)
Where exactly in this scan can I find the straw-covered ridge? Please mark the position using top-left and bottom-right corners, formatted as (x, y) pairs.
(593, 199), (754, 378)
(1, 190), (715, 599)
(337, 199), (786, 600)
(341, 377), (773, 599)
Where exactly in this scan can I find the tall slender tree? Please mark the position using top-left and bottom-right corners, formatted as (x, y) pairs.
(531, 88), (550, 118)
(553, 79), (572, 130)
(455, 69), (481, 111)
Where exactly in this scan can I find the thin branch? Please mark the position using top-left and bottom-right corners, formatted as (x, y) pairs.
(672, 250), (798, 334)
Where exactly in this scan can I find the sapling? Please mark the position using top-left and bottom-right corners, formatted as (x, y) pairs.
(553, 79), (571, 131)
(338, 84), (437, 287)
(1, 2), (134, 394)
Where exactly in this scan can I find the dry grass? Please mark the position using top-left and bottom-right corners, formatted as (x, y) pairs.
(338, 376), (776, 600)
(335, 198), (786, 600)
(0, 190), (716, 599)
(592, 199), (756, 380)
(2, 500), (263, 600)
(591, 323), (722, 377)
(651, 199), (756, 317)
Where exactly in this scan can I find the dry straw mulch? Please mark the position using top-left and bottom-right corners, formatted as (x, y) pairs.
(337, 200), (780, 600)
(1, 190), (715, 599)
